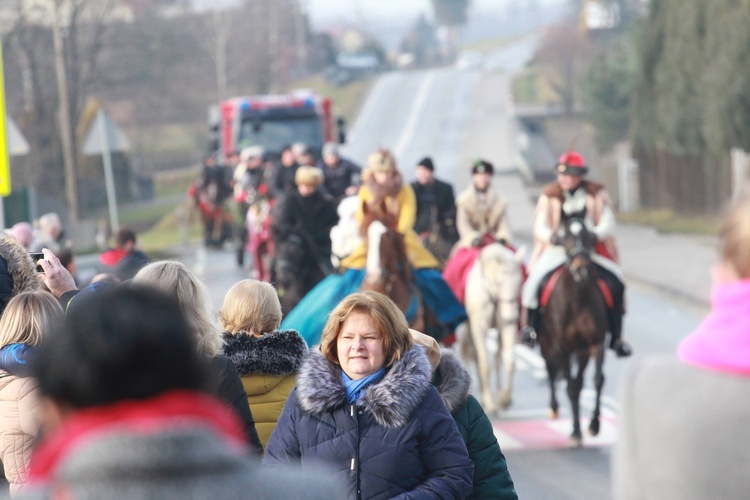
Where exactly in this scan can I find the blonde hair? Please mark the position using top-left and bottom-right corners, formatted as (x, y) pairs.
(0, 291), (63, 348)
(319, 291), (412, 368)
(295, 166), (324, 187)
(720, 191), (750, 279)
(219, 280), (282, 336)
(367, 149), (397, 173)
(133, 261), (223, 357)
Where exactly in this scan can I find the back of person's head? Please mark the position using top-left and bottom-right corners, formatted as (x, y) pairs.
(38, 213), (62, 237)
(721, 191), (750, 279)
(133, 261), (223, 357)
(34, 285), (209, 409)
(219, 280), (282, 336)
(0, 291), (63, 348)
(0, 234), (42, 317)
(114, 227), (137, 248)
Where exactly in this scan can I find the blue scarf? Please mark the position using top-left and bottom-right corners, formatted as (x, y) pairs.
(341, 367), (386, 404)
(0, 344), (35, 377)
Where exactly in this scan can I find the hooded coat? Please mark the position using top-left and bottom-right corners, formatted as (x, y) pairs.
(0, 235), (42, 316)
(434, 349), (518, 500)
(264, 346), (473, 499)
(222, 330), (308, 450)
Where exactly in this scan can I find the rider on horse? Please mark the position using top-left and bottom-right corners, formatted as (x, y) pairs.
(280, 149), (466, 345)
(271, 166), (339, 294)
(443, 160), (514, 304)
(411, 157), (458, 244)
(519, 151), (633, 358)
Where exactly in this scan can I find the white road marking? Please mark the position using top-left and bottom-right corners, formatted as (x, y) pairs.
(392, 72), (436, 160)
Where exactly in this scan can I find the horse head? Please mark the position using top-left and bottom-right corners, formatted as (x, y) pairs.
(560, 215), (597, 283)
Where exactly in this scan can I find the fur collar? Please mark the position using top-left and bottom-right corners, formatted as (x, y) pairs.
(221, 330), (308, 377)
(295, 345), (432, 428)
(364, 171), (404, 200)
(0, 235), (41, 314)
(434, 349), (471, 414)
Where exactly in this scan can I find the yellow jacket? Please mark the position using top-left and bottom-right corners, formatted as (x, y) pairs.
(340, 184), (439, 269)
(221, 330), (307, 452)
(241, 373), (297, 450)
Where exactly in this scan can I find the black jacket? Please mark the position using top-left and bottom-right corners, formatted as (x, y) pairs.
(210, 354), (263, 456)
(270, 163), (299, 200)
(317, 157), (361, 201)
(271, 190), (339, 263)
(411, 178), (458, 238)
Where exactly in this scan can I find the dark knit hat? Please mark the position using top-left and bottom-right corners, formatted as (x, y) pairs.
(417, 157), (434, 171)
(471, 159), (494, 175)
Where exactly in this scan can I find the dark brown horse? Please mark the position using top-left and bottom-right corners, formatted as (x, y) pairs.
(360, 199), (424, 332)
(538, 216), (607, 447)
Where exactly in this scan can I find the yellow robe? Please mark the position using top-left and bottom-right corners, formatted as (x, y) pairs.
(340, 184), (439, 270)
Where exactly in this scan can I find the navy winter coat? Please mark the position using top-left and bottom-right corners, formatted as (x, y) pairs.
(264, 346), (473, 499)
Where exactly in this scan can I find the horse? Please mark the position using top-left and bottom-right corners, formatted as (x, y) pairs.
(460, 242), (523, 413)
(359, 199), (425, 332)
(275, 228), (333, 316)
(538, 216), (608, 447)
(274, 234), (308, 315)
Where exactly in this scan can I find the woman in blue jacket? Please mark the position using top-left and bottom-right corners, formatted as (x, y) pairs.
(264, 291), (473, 499)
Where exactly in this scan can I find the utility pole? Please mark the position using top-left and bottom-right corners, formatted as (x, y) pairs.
(52, 0), (79, 222)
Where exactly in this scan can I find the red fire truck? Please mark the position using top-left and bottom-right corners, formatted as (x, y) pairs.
(208, 89), (345, 161)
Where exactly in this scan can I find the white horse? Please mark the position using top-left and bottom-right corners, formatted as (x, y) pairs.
(459, 243), (523, 412)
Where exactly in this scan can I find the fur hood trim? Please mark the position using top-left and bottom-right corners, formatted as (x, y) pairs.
(221, 330), (308, 377)
(435, 349), (471, 414)
(0, 235), (41, 314)
(296, 345), (432, 428)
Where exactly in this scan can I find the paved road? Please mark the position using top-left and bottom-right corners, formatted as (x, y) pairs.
(172, 39), (709, 499)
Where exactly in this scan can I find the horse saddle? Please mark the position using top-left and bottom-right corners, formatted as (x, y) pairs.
(538, 266), (614, 310)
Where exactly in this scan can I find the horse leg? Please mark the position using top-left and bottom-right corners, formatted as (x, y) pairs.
(495, 316), (516, 410)
(567, 351), (589, 447)
(588, 345), (605, 436)
(470, 310), (495, 413)
(545, 356), (560, 419)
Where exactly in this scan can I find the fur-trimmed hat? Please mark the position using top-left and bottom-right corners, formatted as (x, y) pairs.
(367, 149), (397, 173)
(295, 166), (324, 187)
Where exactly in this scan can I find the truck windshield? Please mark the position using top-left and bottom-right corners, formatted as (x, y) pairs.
(238, 117), (323, 155)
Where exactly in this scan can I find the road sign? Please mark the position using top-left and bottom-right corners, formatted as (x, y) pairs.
(0, 39), (11, 197)
(82, 108), (129, 232)
(82, 109), (130, 154)
(6, 115), (29, 156)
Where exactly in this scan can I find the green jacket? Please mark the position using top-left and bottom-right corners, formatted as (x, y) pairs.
(435, 349), (518, 500)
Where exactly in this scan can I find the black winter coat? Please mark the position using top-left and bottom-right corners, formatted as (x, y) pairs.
(317, 157), (361, 201)
(411, 178), (458, 239)
(264, 346), (473, 499)
(271, 190), (339, 263)
(210, 354), (263, 456)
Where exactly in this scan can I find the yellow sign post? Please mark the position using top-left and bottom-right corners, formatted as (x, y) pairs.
(0, 39), (11, 197)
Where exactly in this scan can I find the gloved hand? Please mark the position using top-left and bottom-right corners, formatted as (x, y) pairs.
(471, 236), (484, 247)
(496, 238), (507, 247)
(549, 233), (560, 246)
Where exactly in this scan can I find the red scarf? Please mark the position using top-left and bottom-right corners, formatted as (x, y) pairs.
(28, 390), (246, 484)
